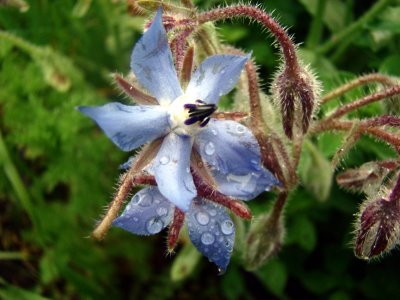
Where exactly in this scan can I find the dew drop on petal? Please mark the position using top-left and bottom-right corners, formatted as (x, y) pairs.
(201, 232), (215, 245)
(159, 156), (170, 165)
(138, 194), (153, 207)
(156, 207), (168, 216)
(133, 217), (139, 222)
(209, 209), (217, 217)
(236, 124), (245, 134)
(196, 211), (210, 225)
(220, 220), (234, 235)
(132, 194), (141, 204)
(146, 217), (163, 234)
(204, 142), (215, 156)
(211, 129), (218, 136)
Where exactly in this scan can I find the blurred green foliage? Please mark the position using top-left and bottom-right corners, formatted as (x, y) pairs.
(1, 0), (400, 299)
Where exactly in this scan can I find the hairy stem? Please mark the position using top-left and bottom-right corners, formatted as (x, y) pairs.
(92, 140), (162, 240)
(269, 192), (288, 227)
(321, 73), (397, 104)
(198, 5), (299, 74)
(311, 119), (400, 152)
(324, 85), (400, 121)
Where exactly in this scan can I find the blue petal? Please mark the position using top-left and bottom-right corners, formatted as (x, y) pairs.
(78, 103), (170, 152)
(113, 187), (174, 235)
(194, 119), (279, 200)
(185, 54), (249, 105)
(186, 198), (235, 272)
(149, 132), (196, 212)
(130, 8), (182, 104)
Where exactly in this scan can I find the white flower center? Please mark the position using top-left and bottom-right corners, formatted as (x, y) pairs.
(166, 95), (216, 136)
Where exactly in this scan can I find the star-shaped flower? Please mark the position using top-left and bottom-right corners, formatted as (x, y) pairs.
(113, 186), (236, 272)
(78, 9), (278, 212)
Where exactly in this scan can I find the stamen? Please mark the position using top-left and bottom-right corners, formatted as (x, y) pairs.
(183, 99), (217, 126)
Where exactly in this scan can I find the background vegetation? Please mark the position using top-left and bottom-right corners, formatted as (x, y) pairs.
(1, 0), (400, 299)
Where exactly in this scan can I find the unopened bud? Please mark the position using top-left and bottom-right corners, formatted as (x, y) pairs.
(354, 187), (400, 260)
(244, 212), (285, 270)
(337, 161), (398, 194)
(272, 63), (320, 139)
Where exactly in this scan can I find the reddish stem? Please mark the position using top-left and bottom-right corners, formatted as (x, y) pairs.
(325, 85), (400, 121)
(198, 5), (299, 75)
(168, 208), (185, 252)
(193, 173), (252, 219)
(321, 73), (397, 104)
(170, 27), (194, 74)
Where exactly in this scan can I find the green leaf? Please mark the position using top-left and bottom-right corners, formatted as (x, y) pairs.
(0, 285), (50, 300)
(317, 132), (345, 158)
(379, 55), (400, 76)
(257, 259), (288, 296)
(299, 140), (333, 202)
(298, 0), (347, 32)
(286, 216), (317, 252)
(170, 242), (201, 281)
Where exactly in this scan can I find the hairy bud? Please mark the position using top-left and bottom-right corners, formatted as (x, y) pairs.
(244, 212), (285, 270)
(354, 176), (400, 260)
(355, 197), (400, 259)
(337, 160), (398, 194)
(272, 63), (320, 139)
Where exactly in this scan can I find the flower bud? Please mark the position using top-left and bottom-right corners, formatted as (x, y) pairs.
(354, 193), (400, 260)
(272, 63), (320, 139)
(337, 161), (397, 194)
(244, 212), (285, 270)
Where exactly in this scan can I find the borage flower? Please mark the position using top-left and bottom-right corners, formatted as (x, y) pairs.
(78, 9), (278, 212)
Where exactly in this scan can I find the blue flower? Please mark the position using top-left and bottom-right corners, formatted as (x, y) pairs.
(78, 9), (278, 212)
(112, 186), (236, 272)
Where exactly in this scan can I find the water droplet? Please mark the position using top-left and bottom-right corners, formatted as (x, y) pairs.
(133, 217), (139, 222)
(196, 211), (210, 225)
(236, 124), (245, 134)
(225, 240), (232, 249)
(211, 129), (218, 136)
(221, 70), (226, 74)
(201, 232), (215, 245)
(132, 194), (141, 204)
(209, 209), (217, 216)
(220, 220), (234, 235)
(204, 142), (215, 156)
(156, 207), (168, 216)
(126, 204), (131, 211)
(146, 217), (163, 234)
(186, 167), (190, 173)
(159, 156), (170, 165)
(139, 194), (153, 207)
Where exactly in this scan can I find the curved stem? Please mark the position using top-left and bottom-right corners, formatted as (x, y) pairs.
(311, 119), (400, 153)
(198, 5), (299, 75)
(321, 73), (397, 104)
(324, 85), (400, 121)
(318, 0), (393, 54)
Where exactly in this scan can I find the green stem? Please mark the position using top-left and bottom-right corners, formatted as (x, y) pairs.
(0, 130), (41, 237)
(306, 0), (326, 49)
(0, 251), (27, 260)
(318, 0), (393, 54)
